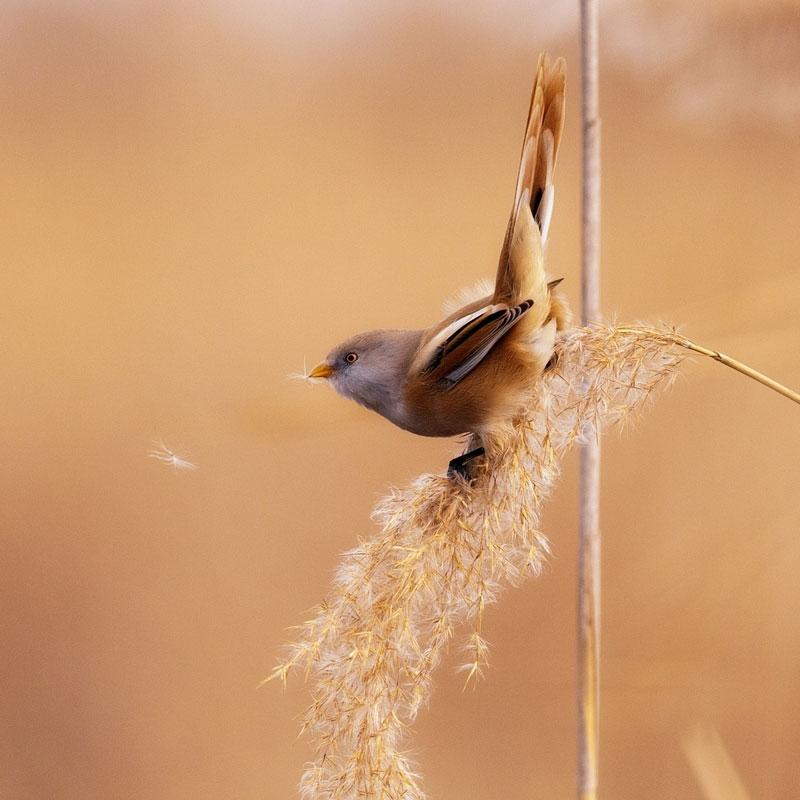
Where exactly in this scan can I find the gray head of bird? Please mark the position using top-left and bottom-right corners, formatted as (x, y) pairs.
(307, 328), (423, 417)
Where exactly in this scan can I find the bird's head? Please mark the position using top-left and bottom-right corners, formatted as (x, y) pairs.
(307, 329), (422, 418)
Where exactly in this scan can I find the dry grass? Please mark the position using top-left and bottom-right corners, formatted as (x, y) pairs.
(618, 326), (800, 406)
(271, 323), (688, 799)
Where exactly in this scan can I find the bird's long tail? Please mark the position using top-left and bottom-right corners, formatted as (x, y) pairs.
(493, 53), (567, 322)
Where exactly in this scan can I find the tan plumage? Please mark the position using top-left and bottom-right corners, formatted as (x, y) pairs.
(309, 53), (571, 459)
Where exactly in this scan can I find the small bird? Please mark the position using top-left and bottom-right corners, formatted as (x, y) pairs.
(308, 53), (571, 477)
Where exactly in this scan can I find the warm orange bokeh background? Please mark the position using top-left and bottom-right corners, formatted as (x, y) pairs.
(2, 2), (799, 798)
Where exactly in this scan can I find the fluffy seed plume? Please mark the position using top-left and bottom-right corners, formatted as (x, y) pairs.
(272, 323), (687, 799)
(288, 355), (313, 382)
(147, 441), (198, 471)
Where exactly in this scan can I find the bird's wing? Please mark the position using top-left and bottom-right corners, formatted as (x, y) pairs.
(494, 53), (566, 306)
(412, 299), (534, 386)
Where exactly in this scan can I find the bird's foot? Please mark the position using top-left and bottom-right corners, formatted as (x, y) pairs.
(447, 446), (486, 481)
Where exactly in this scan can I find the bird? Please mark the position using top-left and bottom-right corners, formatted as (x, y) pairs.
(307, 53), (571, 478)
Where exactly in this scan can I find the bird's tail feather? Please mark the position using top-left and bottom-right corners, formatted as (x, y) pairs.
(494, 53), (566, 313)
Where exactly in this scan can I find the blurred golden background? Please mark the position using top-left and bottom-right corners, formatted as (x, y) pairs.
(2, 1), (799, 797)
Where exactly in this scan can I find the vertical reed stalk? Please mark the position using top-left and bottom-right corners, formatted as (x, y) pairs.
(578, 0), (602, 797)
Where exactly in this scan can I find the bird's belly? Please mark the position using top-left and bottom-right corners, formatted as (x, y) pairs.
(400, 352), (535, 437)
(395, 395), (487, 438)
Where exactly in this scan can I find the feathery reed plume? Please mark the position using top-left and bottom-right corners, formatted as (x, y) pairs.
(272, 323), (687, 799)
(617, 326), (800, 406)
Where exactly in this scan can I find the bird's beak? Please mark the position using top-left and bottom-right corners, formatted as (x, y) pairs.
(308, 363), (334, 380)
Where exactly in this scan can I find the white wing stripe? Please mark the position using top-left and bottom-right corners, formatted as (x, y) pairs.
(410, 305), (493, 374)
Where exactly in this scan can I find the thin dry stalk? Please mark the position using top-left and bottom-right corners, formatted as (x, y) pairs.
(579, 0), (602, 795)
(682, 725), (752, 800)
(272, 324), (686, 800)
(617, 326), (800, 406)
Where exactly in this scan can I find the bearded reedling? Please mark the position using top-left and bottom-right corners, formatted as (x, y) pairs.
(307, 53), (571, 477)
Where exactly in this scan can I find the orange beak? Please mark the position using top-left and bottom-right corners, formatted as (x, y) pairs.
(307, 363), (334, 380)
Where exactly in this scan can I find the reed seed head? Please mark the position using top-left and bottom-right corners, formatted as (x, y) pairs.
(273, 323), (687, 799)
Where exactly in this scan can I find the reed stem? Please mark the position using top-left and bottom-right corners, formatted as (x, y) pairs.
(616, 327), (800, 406)
(578, 0), (602, 796)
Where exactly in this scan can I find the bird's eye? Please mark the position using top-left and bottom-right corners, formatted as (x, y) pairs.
(345, 352), (358, 364)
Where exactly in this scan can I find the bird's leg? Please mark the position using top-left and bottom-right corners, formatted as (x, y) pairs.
(447, 442), (486, 481)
